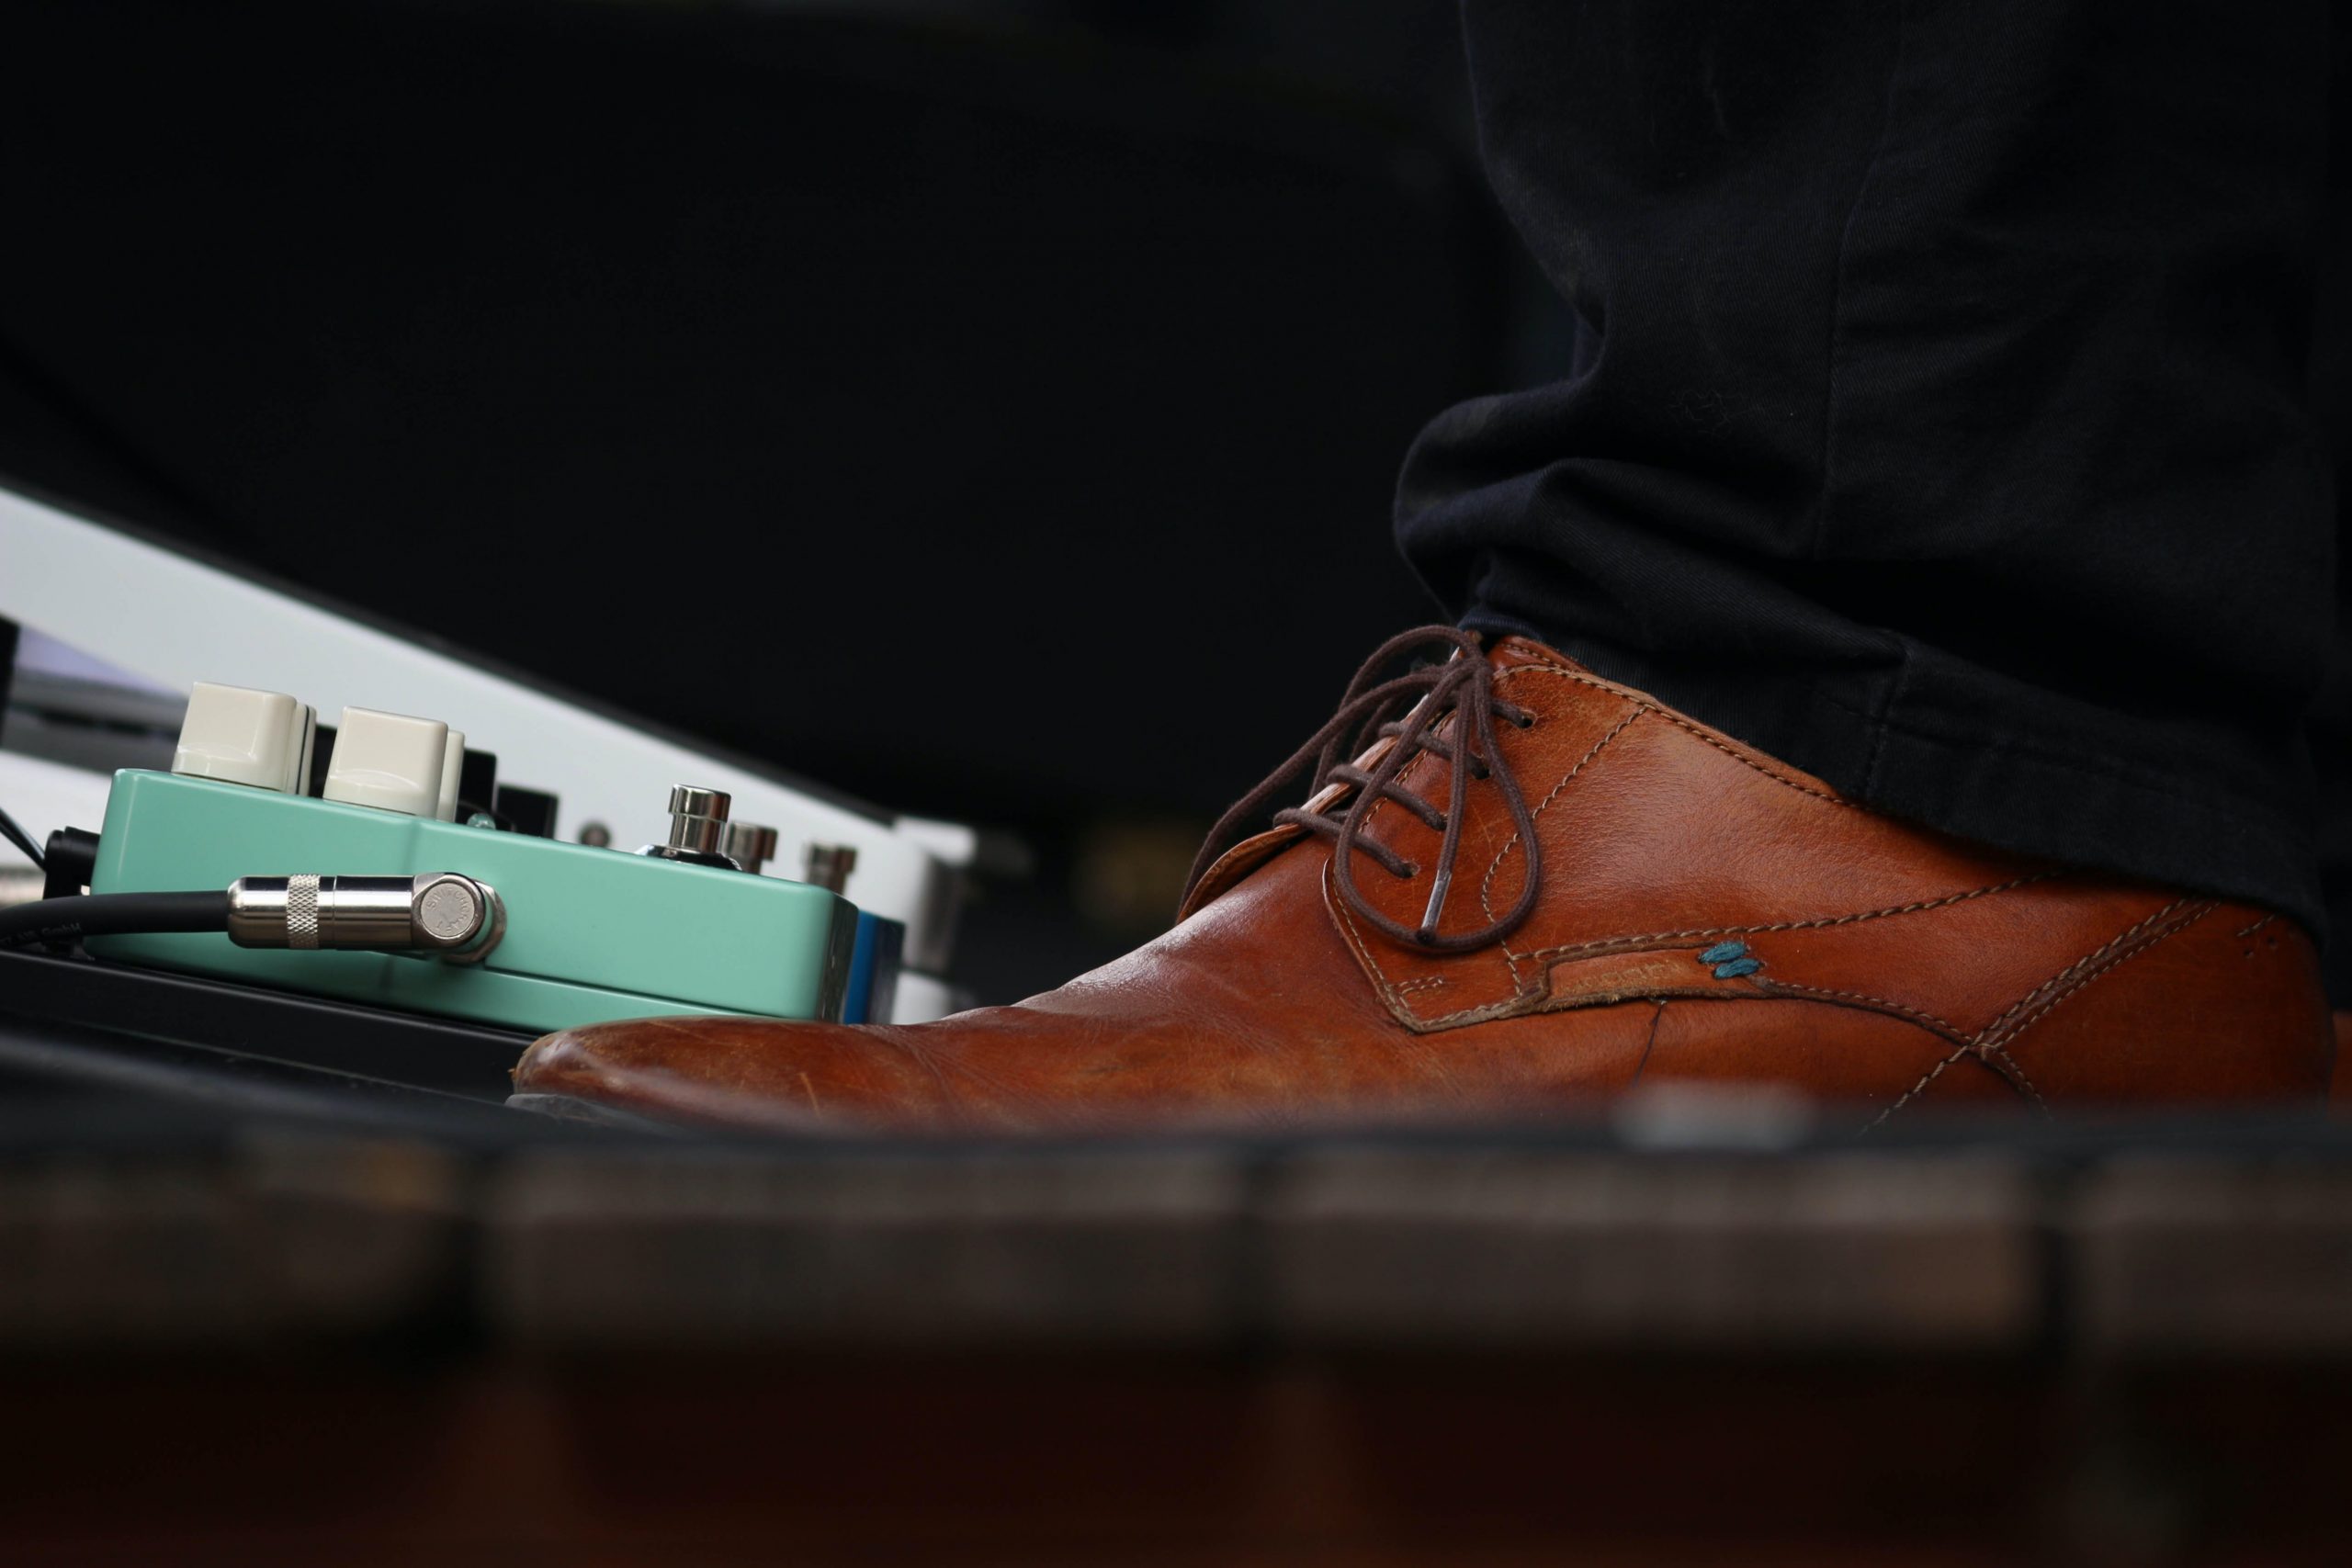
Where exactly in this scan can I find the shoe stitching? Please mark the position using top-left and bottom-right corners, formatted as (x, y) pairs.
(1329, 652), (1859, 959)
(2235, 912), (2278, 940)
(1751, 980), (1968, 1043)
(1513, 873), (2060, 968)
(1865, 901), (2208, 1129)
(1394, 987), (1554, 1032)
(1331, 861), (1546, 1032)
(1329, 648), (2065, 1034)
(1978, 901), (2216, 1055)
(1347, 865), (2064, 1032)
(1481, 702), (1646, 978)
(1327, 857), (1482, 1028)
(1500, 664), (1859, 808)
(1865, 1042), (1975, 1130)
(1413, 979), (1804, 1035)
(1979, 1043), (2049, 1113)
(1338, 767), (2211, 1106)
(1974, 898), (2206, 1049)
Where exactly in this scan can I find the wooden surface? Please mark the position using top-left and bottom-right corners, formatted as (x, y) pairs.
(2, 1119), (2351, 1562)
(8, 1133), (2352, 1357)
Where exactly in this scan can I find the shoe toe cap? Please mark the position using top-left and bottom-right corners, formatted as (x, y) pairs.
(513, 1015), (923, 1133)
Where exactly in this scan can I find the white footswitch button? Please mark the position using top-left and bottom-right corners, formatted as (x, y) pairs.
(323, 706), (452, 818)
(174, 682), (310, 794)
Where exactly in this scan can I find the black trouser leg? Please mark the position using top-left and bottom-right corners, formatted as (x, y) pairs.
(1397, 0), (2336, 934)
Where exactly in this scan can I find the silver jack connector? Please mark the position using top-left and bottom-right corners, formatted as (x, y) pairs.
(226, 873), (505, 963)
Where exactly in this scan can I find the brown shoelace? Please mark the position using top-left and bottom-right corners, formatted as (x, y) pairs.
(1182, 626), (1542, 952)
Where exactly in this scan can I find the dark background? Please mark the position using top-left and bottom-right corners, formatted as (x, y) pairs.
(0, 0), (1551, 1001)
(6, 3), (2344, 1006)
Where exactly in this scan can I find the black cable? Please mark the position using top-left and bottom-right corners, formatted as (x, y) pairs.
(0, 890), (229, 950)
(0, 806), (43, 872)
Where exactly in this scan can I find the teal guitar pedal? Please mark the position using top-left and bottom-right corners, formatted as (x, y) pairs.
(80, 684), (858, 1035)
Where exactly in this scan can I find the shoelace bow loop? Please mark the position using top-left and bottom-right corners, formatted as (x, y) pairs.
(1182, 626), (1542, 952)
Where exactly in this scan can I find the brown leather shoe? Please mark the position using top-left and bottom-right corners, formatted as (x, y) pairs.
(513, 629), (2333, 1132)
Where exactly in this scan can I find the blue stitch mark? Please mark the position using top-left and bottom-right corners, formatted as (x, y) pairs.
(1695, 939), (1763, 981)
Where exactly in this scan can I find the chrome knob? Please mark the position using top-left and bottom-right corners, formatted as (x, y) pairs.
(639, 785), (741, 869)
(664, 785), (731, 856)
(724, 820), (779, 875)
(803, 842), (857, 895)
